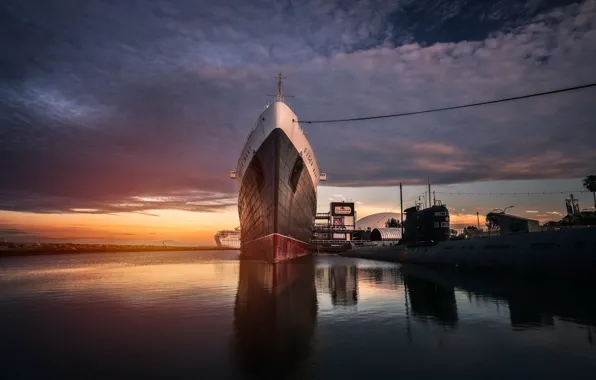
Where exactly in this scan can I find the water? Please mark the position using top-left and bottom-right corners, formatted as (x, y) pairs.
(1, 251), (595, 379)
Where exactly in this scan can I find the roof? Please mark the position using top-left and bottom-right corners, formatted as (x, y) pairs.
(357, 212), (401, 229)
(370, 228), (402, 241)
(494, 214), (539, 223)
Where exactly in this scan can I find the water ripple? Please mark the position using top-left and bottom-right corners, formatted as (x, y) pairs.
(1, 251), (595, 379)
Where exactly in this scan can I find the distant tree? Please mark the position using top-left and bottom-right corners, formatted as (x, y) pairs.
(582, 175), (596, 209)
(485, 212), (500, 235)
(385, 218), (400, 228)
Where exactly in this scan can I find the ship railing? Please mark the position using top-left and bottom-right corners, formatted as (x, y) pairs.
(313, 225), (356, 231)
(311, 240), (354, 244)
(215, 230), (241, 235)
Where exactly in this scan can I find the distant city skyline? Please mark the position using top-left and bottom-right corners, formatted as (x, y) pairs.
(1, 0), (595, 244)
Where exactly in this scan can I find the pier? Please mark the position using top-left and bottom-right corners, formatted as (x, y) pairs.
(342, 227), (596, 280)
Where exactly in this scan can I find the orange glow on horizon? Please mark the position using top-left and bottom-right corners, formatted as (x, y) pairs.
(1, 209), (240, 245)
(1, 202), (560, 245)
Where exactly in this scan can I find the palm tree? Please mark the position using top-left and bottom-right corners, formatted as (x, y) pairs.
(582, 175), (596, 209)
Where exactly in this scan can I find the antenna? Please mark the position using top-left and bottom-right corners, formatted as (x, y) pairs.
(266, 72), (294, 102)
(428, 177), (432, 208)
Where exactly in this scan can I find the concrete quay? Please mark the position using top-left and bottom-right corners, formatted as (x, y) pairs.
(341, 227), (596, 279)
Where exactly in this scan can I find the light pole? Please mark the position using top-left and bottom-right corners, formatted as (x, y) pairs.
(493, 205), (515, 214)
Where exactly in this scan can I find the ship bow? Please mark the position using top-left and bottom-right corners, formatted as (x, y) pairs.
(238, 128), (316, 263)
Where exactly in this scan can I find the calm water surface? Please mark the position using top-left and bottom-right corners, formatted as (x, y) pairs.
(1, 251), (595, 379)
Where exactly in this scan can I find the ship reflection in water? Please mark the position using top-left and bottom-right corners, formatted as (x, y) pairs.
(1, 252), (596, 379)
(399, 264), (596, 335)
(233, 257), (317, 379)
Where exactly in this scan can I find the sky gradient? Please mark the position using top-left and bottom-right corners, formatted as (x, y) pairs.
(1, 0), (595, 244)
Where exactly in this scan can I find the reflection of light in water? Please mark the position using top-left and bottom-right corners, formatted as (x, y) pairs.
(1, 263), (240, 306)
(2, 253), (596, 377)
(6, 267), (105, 277)
(316, 262), (412, 313)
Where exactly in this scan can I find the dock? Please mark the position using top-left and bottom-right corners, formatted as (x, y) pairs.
(340, 244), (405, 262)
(341, 227), (596, 280)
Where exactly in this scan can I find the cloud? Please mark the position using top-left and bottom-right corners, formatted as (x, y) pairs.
(0, 226), (28, 237)
(0, 224), (59, 241)
(1, 0), (595, 214)
(525, 210), (539, 213)
(0, 190), (237, 214)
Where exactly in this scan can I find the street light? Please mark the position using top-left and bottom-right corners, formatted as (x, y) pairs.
(493, 205), (515, 214)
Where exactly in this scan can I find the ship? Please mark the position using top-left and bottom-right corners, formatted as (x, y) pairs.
(402, 204), (451, 245)
(231, 73), (325, 263)
(213, 227), (241, 249)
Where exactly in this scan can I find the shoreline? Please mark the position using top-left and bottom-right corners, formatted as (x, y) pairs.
(0, 243), (238, 258)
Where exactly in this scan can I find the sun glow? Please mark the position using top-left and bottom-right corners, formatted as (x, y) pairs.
(0, 208), (240, 245)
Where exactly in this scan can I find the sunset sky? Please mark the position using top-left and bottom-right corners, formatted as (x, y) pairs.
(1, 0), (595, 245)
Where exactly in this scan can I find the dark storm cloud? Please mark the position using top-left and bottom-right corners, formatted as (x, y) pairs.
(388, 0), (578, 44)
(1, 0), (595, 213)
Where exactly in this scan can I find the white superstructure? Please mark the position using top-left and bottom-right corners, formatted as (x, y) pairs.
(214, 228), (241, 249)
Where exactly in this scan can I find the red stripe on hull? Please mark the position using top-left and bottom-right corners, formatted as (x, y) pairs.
(241, 233), (311, 263)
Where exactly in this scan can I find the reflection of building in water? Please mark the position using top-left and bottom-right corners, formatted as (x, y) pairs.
(357, 267), (401, 289)
(233, 258), (317, 378)
(403, 274), (458, 327)
(508, 295), (555, 330)
(315, 266), (330, 292)
(329, 266), (358, 307)
(400, 264), (596, 343)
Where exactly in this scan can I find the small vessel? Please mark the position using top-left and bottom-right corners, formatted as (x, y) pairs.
(231, 73), (325, 263)
(213, 227), (241, 249)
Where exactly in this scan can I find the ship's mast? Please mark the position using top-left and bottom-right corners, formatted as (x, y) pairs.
(276, 72), (285, 102)
(267, 72), (293, 103)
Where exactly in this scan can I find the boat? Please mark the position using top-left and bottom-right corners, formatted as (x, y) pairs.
(213, 227), (241, 249)
(231, 73), (325, 263)
(402, 204), (451, 246)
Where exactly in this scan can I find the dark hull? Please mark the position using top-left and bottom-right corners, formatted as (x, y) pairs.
(238, 129), (316, 263)
(403, 205), (450, 244)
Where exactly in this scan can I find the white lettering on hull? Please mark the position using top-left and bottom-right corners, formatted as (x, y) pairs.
(235, 102), (321, 188)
